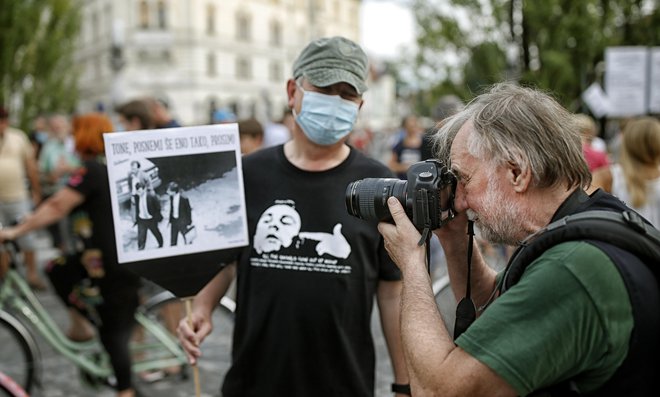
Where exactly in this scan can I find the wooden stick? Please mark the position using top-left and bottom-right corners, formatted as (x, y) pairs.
(184, 297), (201, 397)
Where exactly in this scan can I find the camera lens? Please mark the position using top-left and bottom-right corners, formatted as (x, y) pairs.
(345, 178), (408, 222)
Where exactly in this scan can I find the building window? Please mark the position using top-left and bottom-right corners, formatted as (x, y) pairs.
(236, 57), (252, 80)
(157, 1), (167, 29)
(270, 20), (282, 46)
(269, 61), (282, 82)
(207, 53), (216, 77)
(207, 4), (215, 35)
(139, 1), (149, 29)
(236, 12), (251, 42)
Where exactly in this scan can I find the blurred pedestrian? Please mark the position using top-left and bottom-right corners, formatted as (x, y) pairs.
(144, 97), (181, 128)
(178, 36), (409, 397)
(212, 108), (237, 124)
(28, 113), (50, 158)
(575, 113), (609, 172)
(0, 106), (45, 290)
(0, 112), (141, 397)
(238, 117), (264, 155)
(388, 114), (424, 179)
(116, 99), (155, 131)
(39, 113), (80, 254)
(592, 116), (660, 227)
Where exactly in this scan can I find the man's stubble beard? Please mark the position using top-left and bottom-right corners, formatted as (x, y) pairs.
(469, 175), (525, 246)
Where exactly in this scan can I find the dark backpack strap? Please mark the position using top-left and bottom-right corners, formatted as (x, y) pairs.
(501, 210), (660, 293)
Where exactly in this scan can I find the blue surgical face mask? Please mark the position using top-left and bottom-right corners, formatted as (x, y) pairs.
(34, 131), (49, 144)
(293, 85), (359, 146)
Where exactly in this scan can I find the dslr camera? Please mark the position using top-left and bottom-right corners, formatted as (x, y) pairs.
(345, 159), (457, 231)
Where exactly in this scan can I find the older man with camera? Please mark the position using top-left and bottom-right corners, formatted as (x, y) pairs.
(377, 83), (659, 396)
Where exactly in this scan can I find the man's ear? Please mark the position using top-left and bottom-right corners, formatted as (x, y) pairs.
(508, 161), (532, 193)
(286, 79), (297, 109)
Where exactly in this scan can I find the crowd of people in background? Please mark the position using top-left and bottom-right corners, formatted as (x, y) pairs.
(1, 33), (659, 397)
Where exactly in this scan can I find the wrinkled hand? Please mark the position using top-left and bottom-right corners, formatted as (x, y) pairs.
(377, 197), (426, 272)
(177, 310), (213, 366)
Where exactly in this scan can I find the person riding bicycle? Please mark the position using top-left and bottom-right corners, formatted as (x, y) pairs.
(0, 113), (141, 397)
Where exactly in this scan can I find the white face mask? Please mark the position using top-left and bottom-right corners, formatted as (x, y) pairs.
(293, 85), (359, 146)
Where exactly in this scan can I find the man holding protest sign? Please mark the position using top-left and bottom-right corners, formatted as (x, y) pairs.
(178, 36), (409, 397)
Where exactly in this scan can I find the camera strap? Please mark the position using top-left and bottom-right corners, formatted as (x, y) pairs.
(453, 220), (476, 340)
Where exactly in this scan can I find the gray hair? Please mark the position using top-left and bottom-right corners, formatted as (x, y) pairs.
(431, 83), (591, 190)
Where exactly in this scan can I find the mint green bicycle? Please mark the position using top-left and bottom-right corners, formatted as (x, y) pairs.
(0, 240), (190, 395)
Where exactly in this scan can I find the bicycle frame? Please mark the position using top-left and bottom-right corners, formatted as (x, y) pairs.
(0, 266), (187, 384)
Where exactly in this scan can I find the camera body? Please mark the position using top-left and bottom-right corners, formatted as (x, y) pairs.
(345, 159), (456, 231)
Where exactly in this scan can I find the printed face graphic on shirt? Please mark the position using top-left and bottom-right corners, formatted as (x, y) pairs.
(253, 204), (302, 254)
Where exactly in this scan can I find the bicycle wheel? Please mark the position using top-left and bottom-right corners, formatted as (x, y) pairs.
(432, 275), (457, 336)
(0, 371), (29, 397)
(0, 310), (41, 394)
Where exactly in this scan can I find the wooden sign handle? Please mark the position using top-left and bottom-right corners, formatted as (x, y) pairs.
(184, 297), (201, 397)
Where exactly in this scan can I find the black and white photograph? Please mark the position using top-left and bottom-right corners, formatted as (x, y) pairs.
(104, 124), (249, 264)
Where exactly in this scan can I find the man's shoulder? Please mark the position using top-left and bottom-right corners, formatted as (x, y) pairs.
(6, 127), (29, 144)
(242, 145), (279, 167)
(348, 148), (394, 177)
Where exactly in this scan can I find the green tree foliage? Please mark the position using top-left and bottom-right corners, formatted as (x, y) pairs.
(412, 0), (659, 111)
(0, 0), (81, 131)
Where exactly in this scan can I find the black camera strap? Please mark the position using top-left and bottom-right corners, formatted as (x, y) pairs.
(453, 220), (476, 340)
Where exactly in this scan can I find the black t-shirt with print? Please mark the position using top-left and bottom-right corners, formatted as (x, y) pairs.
(221, 145), (400, 397)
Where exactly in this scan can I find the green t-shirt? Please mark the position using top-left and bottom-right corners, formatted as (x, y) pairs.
(457, 241), (633, 396)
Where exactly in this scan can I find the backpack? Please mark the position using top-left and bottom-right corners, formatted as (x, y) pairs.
(499, 209), (660, 396)
(501, 209), (660, 292)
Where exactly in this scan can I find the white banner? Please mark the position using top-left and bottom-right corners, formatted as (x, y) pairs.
(649, 47), (660, 114)
(605, 46), (649, 117)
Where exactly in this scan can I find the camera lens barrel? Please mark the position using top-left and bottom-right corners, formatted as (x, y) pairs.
(345, 178), (408, 223)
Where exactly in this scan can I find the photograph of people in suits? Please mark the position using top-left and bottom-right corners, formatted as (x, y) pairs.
(134, 182), (164, 250)
(128, 160), (153, 222)
(166, 181), (193, 246)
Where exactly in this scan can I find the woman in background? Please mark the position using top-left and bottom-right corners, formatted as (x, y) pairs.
(0, 113), (141, 397)
(592, 116), (660, 227)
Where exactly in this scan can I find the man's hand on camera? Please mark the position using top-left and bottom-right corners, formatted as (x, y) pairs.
(378, 197), (426, 273)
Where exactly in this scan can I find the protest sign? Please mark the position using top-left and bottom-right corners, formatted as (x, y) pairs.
(103, 124), (249, 297)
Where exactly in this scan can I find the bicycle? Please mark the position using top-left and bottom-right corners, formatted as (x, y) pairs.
(0, 239), (194, 396)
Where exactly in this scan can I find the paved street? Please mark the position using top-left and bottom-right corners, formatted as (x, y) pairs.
(4, 233), (399, 397)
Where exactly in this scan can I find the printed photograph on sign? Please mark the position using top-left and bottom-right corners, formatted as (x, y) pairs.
(104, 124), (249, 263)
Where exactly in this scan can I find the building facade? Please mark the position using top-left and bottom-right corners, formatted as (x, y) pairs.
(75, 0), (362, 125)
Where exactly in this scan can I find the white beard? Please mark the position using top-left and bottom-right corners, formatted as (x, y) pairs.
(471, 173), (524, 246)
